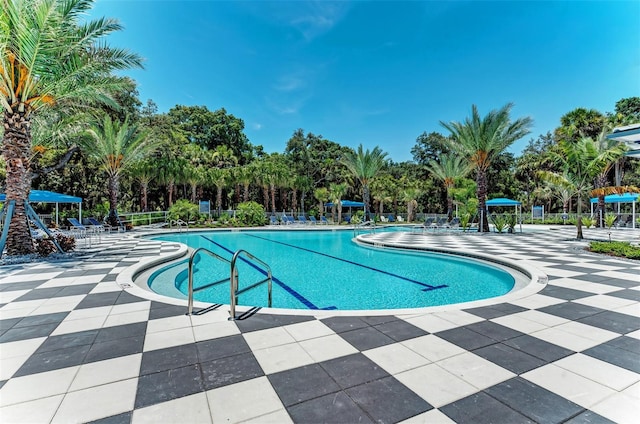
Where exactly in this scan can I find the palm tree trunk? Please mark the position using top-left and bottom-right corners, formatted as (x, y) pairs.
(2, 110), (34, 255)
(292, 189), (298, 215)
(216, 186), (223, 216)
(363, 184), (371, 220)
(262, 185), (269, 209)
(141, 182), (148, 212)
(477, 170), (489, 232)
(576, 197), (583, 240)
(243, 183), (250, 202)
(270, 184), (276, 214)
(446, 191), (453, 221)
(107, 174), (119, 226)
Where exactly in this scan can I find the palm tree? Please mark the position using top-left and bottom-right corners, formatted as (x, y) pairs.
(183, 164), (206, 204)
(401, 187), (422, 222)
(0, 0), (142, 254)
(156, 156), (187, 209)
(82, 116), (156, 226)
(441, 103), (532, 232)
(426, 154), (472, 221)
(208, 167), (229, 216)
(341, 144), (387, 219)
(130, 160), (155, 212)
(591, 128), (628, 226)
(329, 183), (348, 223)
(314, 187), (329, 217)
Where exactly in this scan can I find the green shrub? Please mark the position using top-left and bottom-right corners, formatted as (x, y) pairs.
(236, 201), (266, 226)
(604, 213), (617, 229)
(581, 216), (594, 228)
(492, 215), (507, 233)
(590, 241), (640, 259)
(460, 213), (471, 232)
(505, 214), (517, 232)
(168, 200), (200, 222)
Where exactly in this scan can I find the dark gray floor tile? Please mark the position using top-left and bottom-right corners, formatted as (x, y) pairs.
(607, 289), (640, 302)
(99, 273), (118, 282)
(486, 377), (583, 423)
(578, 311), (640, 334)
(85, 335), (145, 363)
(473, 343), (546, 374)
(134, 364), (203, 409)
(606, 336), (640, 353)
(140, 343), (199, 375)
(95, 322), (147, 343)
(14, 345), (90, 377)
(87, 411), (132, 424)
(440, 392), (533, 424)
(14, 287), (64, 301)
(582, 343), (640, 373)
(596, 278), (639, 289)
(55, 284), (98, 297)
(339, 326), (395, 351)
(0, 280), (47, 292)
(286, 391), (373, 424)
(0, 322), (59, 343)
(435, 327), (497, 351)
(538, 303), (605, 321)
(463, 303), (527, 319)
(320, 316), (369, 333)
(320, 353), (389, 389)
(504, 334), (574, 363)
(234, 314), (314, 333)
(75, 292), (121, 309)
(196, 334), (250, 363)
(540, 286), (594, 300)
(0, 318), (21, 332)
(14, 312), (68, 328)
(466, 320), (525, 342)
(115, 291), (146, 305)
(563, 410), (617, 424)
(374, 319), (428, 341)
(346, 376), (432, 423)
(149, 304), (187, 320)
(36, 329), (99, 353)
(268, 363), (340, 406)
(360, 315), (399, 326)
(200, 352), (263, 390)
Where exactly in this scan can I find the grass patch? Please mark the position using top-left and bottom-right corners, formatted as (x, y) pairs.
(589, 241), (640, 260)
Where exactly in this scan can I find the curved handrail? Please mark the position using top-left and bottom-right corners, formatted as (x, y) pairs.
(229, 249), (273, 320)
(170, 219), (189, 232)
(187, 247), (231, 315)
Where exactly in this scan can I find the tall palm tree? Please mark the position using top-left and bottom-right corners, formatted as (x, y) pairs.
(183, 164), (206, 204)
(401, 187), (422, 222)
(329, 183), (348, 223)
(426, 154), (472, 221)
(0, 0), (142, 254)
(341, 144), (387, 219)
(208, 167), (229, 216)
(82, 116), (156, 226)
(130, 160), (155, 212)
(314, 187), (329, 217)
(591, 128), (628, 226)
(441, 103), (532, 232)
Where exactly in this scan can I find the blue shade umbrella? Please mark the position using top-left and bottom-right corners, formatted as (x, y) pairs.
(0, 190), (83, 226)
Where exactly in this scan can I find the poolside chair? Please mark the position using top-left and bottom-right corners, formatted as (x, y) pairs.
(298, 215), (309, 225)
(67, 218), (88, 238)
(397, 216), (404, 222)
(309, 216), (318, 225)
(387, 214), (395, 223)
(269, 215), (279, 225)
(87, 217), (105, 232)
(320, 216), (329, 225)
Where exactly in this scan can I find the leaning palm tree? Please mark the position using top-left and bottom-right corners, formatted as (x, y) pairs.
(82, 116), (156, 226)
(441, 103), (532, 232)
(0, 0), (143, 254)
(341, 144), (387, 219)
(426, 154), (472, 221)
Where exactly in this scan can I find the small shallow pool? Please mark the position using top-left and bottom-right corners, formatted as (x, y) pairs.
(146, 229), (517, 311)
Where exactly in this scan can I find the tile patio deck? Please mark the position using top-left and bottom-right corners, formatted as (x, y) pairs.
(0, 226), (639, 423)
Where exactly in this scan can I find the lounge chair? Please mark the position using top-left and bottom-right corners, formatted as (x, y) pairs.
(87, 217), (105, 232)
(380, 215), (388, 223)
(67, 217), (89, 238)
(298, 215), (310, 225)
(309, 216), (318, 225)
(269, 215), (279, 225)
(397, 216), (404, 222)
(320, 216), (329, 225)
(387, 214), (395, 223)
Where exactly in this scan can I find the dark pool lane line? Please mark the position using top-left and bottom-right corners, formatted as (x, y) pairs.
(199, 235), (326, 310)
(244, 233), (447, 292)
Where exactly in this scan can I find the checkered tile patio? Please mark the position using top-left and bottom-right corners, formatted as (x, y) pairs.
(0, 227), (638, 423)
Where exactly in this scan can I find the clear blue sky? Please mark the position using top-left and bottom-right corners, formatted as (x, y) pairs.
(92, 0), (639, 162)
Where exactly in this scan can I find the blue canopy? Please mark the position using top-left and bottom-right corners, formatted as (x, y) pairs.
(0, 190), (82, 203)
(486, 198), (521, 206)
(589, 193), (639, 203)
(325, 200), (365, 208)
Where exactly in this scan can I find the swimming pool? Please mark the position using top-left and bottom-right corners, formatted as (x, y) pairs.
(147, 229), (516, 311)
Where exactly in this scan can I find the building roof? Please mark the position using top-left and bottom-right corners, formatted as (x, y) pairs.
(0, 190), (82, 203)
(607, 123), (640, 158)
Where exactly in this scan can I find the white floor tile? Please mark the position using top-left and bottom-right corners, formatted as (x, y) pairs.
(432, 310), (484, 327)
(490, 314), (548, 334)
(132, 392), (212, 424)
(252, 343), (314, 374)
(0, 366), (79, 407)
(103, 309), (149, 327)
(207, 376), (284, 423)
(283, 320), (334, 341)
(0, 354), (31, 380)
(146, 315), (192, 334)
(398, 408), (456, 423)
(574, 294), (636, 310)
(0, 394), (63, 423)
(530, 327), (602, 351)
(0, 337), (46, 360)
(511, 309), (570, 327)
(553, 354), (640, 391)
(436, 352), (515, 390)
(52, 378), (137, 423)
(70, 353), (142, 391)
(0, 290), (30, 304)
(509, 294), (566, 310)
(405, 314), (460, 333)
(298, 334), (358, 362)
(590, 392), (640, 424)
(143, 327), (195, 351)
(364, 343), (430, 374)
(110, 301), (151, 315)
(523, 364), (616, 408)
(243, 327), (295, 350)
(192, 320), (240, 342)
(395, 363), (478, 408)
(614, 303), (640, 318)
(401, 335), (467, 362)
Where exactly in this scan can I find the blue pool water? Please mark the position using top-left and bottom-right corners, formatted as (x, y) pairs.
(147, 230), (515, 310)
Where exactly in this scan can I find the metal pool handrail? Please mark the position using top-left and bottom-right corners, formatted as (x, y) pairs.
(230, 249), (273, 320)
(186, 247), (272, 320)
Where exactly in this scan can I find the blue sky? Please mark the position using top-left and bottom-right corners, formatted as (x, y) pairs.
(92, 0), (639, 162)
